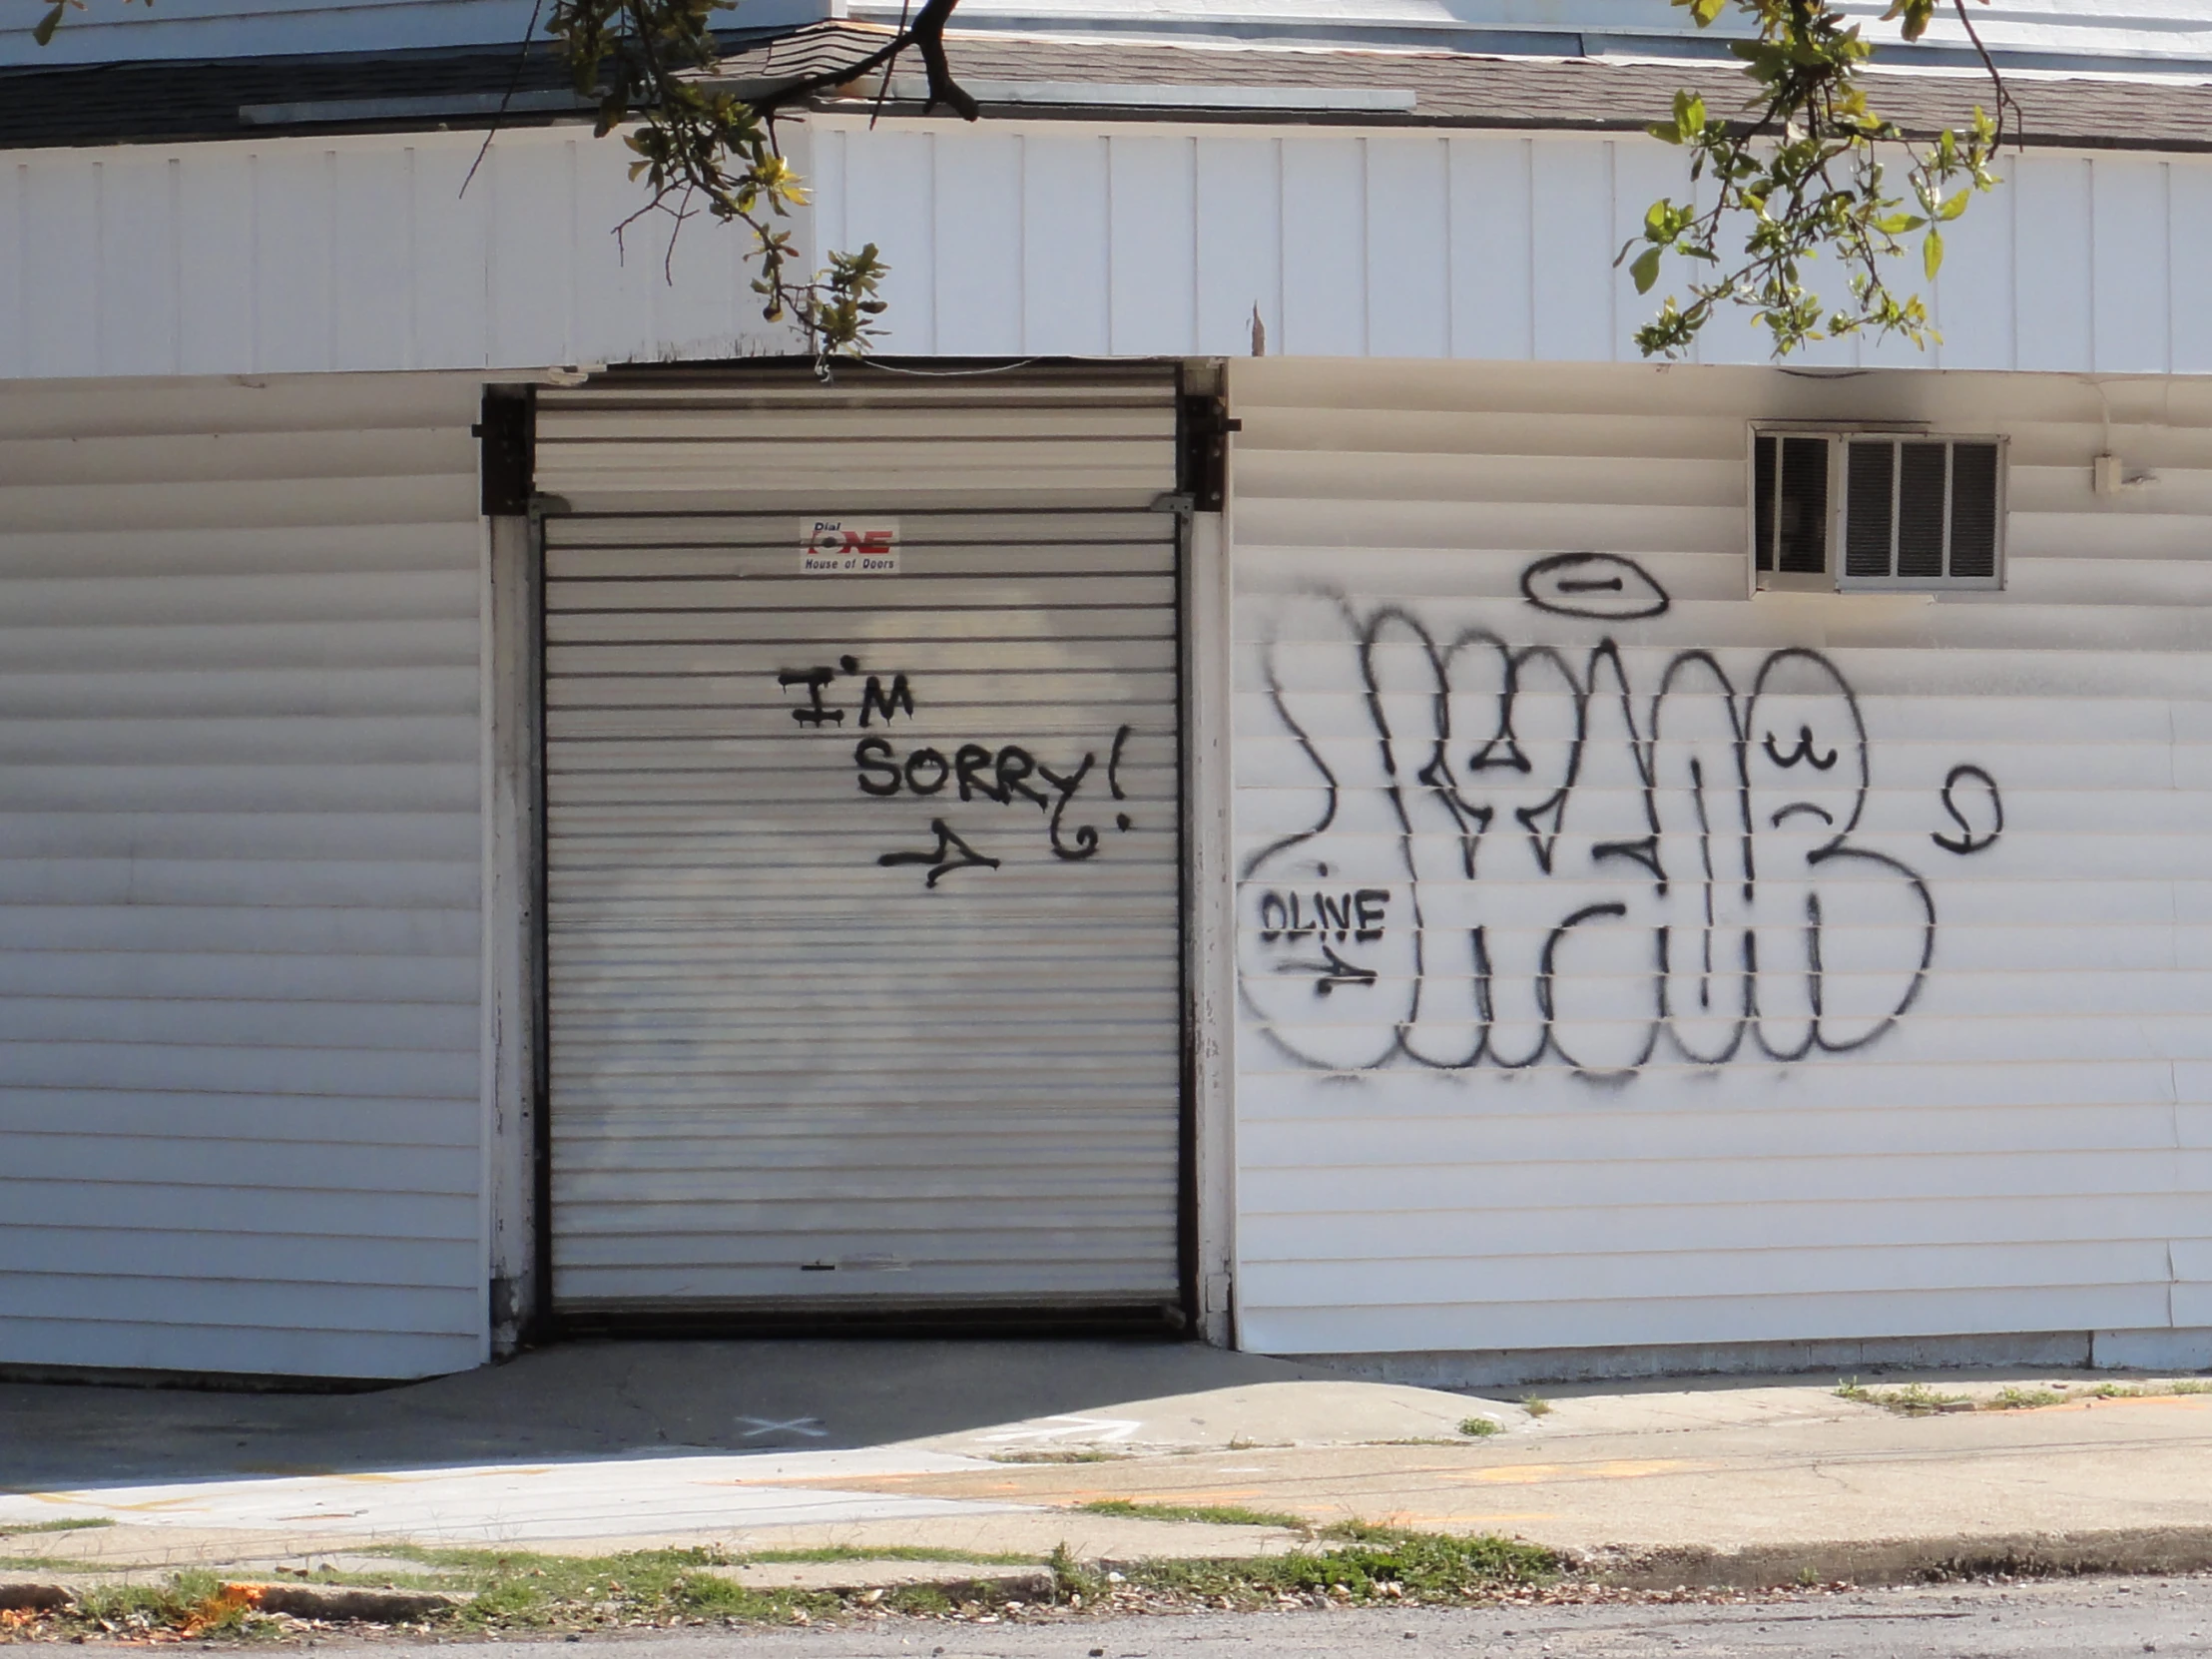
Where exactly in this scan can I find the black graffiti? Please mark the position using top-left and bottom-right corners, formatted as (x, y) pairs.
(859, 673), (915, 728)
(877, 819), (1001, 887)
(1038, 754), (1100, 860)
(778, 654), (914, 730)
(1762, 725), (1839, 774)
(778, 666), (843, 726)
(1238, 573), (1992, 1078)
(1257, 887), (1389, 943)
(1281, 941), (1380, 996)
(790, 660), (1140, 884)
(1520, 552), (1672, 621)
(1934, 764), (2004, 854)
(1108, 723), (1135, 832)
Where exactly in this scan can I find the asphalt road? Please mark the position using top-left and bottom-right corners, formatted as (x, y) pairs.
(349, 1577), (2212, 1657)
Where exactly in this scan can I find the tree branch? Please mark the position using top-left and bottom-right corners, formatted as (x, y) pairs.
(1621, 0), (2007, 358)
(543, 0), (976, 361)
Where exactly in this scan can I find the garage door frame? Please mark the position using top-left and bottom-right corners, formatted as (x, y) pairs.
(515, 360), (1203, 1337)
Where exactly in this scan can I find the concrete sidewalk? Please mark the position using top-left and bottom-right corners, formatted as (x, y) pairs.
(4, 1342), (2210, 1590)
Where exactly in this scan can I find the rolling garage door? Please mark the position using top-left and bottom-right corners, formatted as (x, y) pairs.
(535, 368), (1185, 1316)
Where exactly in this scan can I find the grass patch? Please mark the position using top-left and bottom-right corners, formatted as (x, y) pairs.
(0, 1517), (114, 1537)
(374, 1545), (842, 1630)
(58, 1572), (276, 1641)
(1459, 1415), (1503, 1437)
(1835, 1379), (1971, 1415)
(1076, 1499), (1309, 1530)
(735, 1545), (1039, 1567)
(1075, 1522), (1559, 1608)
(2083, 1379), (2212, 1400)
(1836, 1377), (2212, 1415)
(1988, 1386), (2067, 1410)
(1519, 1395), (1553, 1418)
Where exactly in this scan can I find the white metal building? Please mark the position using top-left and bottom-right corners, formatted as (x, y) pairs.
(1, 0), (2208, 1381)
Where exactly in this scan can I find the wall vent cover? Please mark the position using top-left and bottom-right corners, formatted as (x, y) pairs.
(1753, 429), (2005, 592)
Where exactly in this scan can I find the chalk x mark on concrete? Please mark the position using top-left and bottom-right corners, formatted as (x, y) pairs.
(737, 1417), (829, 1440)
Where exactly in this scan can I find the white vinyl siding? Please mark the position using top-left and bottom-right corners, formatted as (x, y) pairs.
(0, 373), (487, 1380)
(1228, 357), (2212, 1359)
(5, 127), (2210, 381)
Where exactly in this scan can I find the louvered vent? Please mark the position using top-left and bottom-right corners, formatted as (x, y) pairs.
(1753, 429), (2005, 592)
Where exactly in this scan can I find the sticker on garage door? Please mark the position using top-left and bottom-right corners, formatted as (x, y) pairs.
(803, 519), (901, 574)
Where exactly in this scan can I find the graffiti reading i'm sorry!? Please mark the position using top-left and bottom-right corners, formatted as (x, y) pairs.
(1240, 554), (2004, 1078)
(777, 654), (1136, 887)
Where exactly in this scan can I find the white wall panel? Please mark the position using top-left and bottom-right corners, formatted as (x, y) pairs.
(2091, 157), (2171, 377)
(935, 132), (1025, 356)
(2174, 164), (2212, 378)
(3, 121), (2209, 379)
(175, 147), (253, 376)
(1021, 131), (1113, 355)
(1933, 159), (2016, 373)
(1447, 137), (1532, 362)
(0, 372), (487, 1381)
(1529, 140), (1614, 364)
(843, 129), (936, 355)
(1367, 137), (1449, 361)
(2014, 154), (2096, 374)
(1196, 138), (1281, 358)
(1280, 138), (1366, 358)
(23, 156), (96, 380)
(1109, 135), (1198, 356)
(97, 155), (178, 378)
(253, 148), (336, 375)
(1225, 355), (2212, 1359)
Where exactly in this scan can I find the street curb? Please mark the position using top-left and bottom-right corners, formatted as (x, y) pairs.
(2, 1582), (460, 1623)
(230, 1585), (463, 1622)
(0, 1585), (70, 1613)
(703, 1564), (1056, 1599)
(1575, 1526), (2212, 1590)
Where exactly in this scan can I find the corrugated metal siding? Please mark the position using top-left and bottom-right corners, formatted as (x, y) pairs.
(0, 373), (487, 1380)
(1228, 357), (2212, 1357)
(5, 124), (2210, 379)
(535, 373), (1186, 1313)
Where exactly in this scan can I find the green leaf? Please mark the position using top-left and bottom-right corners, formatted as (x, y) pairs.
(1938, 190), (1972, 222)
(1923, 228), (1944, 280)
(1631, 247), (1665, 294)
(1647, 121), (1683, 145)
(32, 2), (68, 46)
